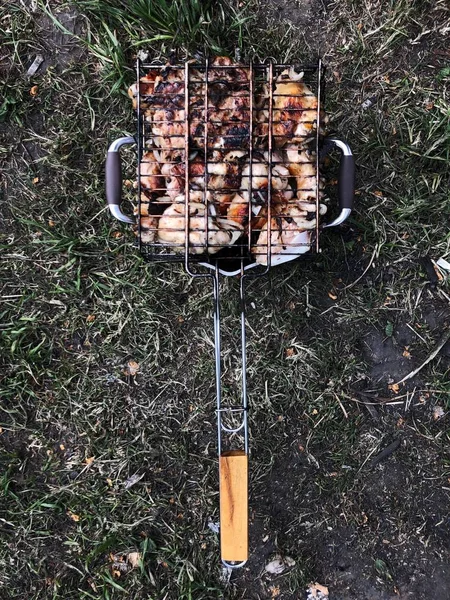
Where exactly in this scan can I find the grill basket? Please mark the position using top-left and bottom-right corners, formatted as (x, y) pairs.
(105, 58), (354, 567)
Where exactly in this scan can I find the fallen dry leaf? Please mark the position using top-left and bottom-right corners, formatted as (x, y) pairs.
(48, 219), (55, 227)
(86, 314), (96, 323)
(388, 383), (400, 394)
(265, 555), (295, 575)
(124, 473), (144, 489)
(85, 456), (95, 466)
(127, 552), (141, 569)
(68, 511), (80, 522)
(269, 585), (280, 598)
(124, 360), (140, 376)
(433, 406), (445, 420)
(433, 264), (444, 281)
(402, 347), (411, 359)
(32, 177), (39, 184)
(307, 582), (329, 598)
(285, 347), (295, 357)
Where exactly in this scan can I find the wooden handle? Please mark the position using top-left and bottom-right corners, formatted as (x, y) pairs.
(219, 450), (248, 562)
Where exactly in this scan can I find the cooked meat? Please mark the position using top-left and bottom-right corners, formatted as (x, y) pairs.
(227, 193), (248, 226)
(255, 68), (326, 149)
(128, 71), (158, 110)
(284, 144), (317, 201)
(158, 202), (243, 254)
(140, 151), (165, 198)
(191, 56), (250, 150)
(129, 58), (328, 261)
(272, 68), (318, 147)
(161, 153), (205, 200)
(207, 149), (246, 210)
(151, 108), (185, 151)
(140, 215), (159, 244)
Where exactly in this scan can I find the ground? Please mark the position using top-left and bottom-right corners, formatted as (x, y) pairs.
(0, 0), (449, 599)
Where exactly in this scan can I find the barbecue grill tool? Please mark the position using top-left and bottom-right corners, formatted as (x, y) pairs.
(105, 58), (354, 567)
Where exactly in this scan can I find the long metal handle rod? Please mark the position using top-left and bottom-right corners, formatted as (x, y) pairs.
(213, 265), (249, 457)
(213, 265), (223, 455)
(240, 274), (249, 454)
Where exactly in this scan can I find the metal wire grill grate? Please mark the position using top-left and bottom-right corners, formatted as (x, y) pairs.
(133, 58), (326, 270)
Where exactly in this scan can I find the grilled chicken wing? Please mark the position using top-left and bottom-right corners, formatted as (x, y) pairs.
(272, 68), (318, 147)
(128, 71), (158, 110)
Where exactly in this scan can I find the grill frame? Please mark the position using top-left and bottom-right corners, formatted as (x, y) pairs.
(134, 58), (326, 274)
(104, 57), (354, 568)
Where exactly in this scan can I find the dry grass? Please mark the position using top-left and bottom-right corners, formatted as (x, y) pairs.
(1, 0), (449, 598)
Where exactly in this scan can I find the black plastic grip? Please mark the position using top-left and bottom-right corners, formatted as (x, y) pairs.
(106, 151), (122, 206)
(338, 154), (355, 210)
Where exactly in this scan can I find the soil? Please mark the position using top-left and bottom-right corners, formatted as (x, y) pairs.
(255, 0), (327, 57)
(2, 2), (450, 599)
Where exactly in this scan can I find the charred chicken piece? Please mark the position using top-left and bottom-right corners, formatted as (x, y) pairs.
(128, 71), (159, 110)
(255, 68), (325, 149)
(207, 149), (246, 211)
(140, 151), (165, 199)
(160, 152), (206, 200)
(284, 144), (317, 200)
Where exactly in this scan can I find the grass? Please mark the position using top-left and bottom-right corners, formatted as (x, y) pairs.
(1, 0), (450, 598)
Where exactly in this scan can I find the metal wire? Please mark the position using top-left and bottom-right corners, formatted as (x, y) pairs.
(134, 60), (325, 268)
(131, 59), (326, 567)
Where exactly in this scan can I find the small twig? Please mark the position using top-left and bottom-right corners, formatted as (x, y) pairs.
(406, 322), (427, 344)
(369, 438), (401, 468)
(404, 387), (416, 413)
(334, 393), (348, 419)
(364, 401), (380, 422)
(341, 244), (378, 290)
(395, 329), (450, 385)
